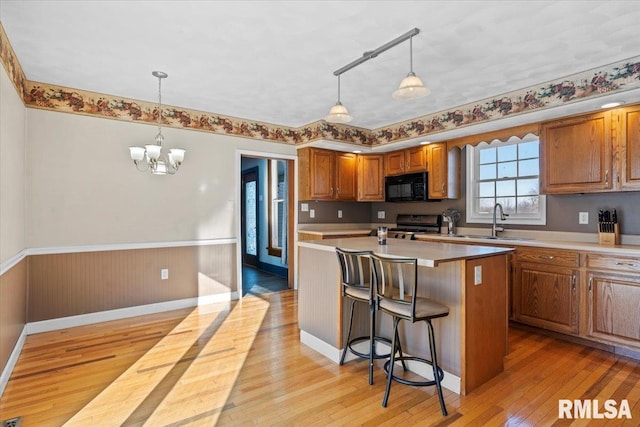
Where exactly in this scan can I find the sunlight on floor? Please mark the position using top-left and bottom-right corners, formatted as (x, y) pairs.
(63, 296), (270, 426)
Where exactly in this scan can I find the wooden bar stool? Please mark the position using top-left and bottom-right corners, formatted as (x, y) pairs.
(369, 253), (450, 415)
(335, 248), (398, 385)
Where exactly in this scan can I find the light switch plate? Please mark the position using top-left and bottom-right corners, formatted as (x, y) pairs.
(337, 210), (343, 218)
(161, 269), (169, 280)
(377, 211), (385, 219)
(301, 203), (309, 212)
(474, 266), (482, 285)
(309, 209), (315, 219)
(579, 212), (589, 224)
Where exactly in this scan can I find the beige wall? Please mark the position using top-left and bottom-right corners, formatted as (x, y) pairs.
(0, 64), (26, 262)
(0, 64), (27, 380)
(25, 109), (296, 247)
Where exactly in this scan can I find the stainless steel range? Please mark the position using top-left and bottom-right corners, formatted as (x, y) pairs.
(387, 214), (443, 239)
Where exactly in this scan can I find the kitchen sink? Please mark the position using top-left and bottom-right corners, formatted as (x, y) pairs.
(447, 234), (532, 241)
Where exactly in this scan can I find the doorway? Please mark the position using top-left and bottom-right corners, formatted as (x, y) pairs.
(240, 156), (295, 296)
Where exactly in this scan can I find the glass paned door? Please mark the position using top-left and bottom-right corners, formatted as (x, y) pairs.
(241, 169), (258, 267)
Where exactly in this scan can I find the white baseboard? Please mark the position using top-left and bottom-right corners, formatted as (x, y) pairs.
(26, 292), (239, 335)
(0, 326), (27, 398)
(299, 330), (461, 394)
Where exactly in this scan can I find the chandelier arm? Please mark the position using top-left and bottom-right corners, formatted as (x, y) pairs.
(134, 159), (150, 172)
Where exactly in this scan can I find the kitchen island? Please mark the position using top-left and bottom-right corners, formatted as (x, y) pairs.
(297, 236), (513, 395)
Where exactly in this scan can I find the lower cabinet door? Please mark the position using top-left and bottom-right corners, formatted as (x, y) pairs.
(514, 262), (579, 334)
(587, 271), (640, 348)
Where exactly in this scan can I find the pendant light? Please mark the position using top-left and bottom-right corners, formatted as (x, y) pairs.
(392, 35), (430, 100)
(325, 74), (353, 123)
(129, 71), (186, 175)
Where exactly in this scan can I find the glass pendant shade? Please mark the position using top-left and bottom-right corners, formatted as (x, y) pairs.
(325, 102), (353, 123)
(145, 144), (162, 160)
(169, 148), (186, 164)
(129, 146), (146, 161)
(393, 72), (430, 100)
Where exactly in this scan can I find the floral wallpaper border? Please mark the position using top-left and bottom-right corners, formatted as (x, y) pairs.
(0, 23), (26, 102)
(1, 22), (638, 147)
(373, 56), (640, 145)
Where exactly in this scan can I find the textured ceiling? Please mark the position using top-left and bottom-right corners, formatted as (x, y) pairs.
(1, 1), (639, 131)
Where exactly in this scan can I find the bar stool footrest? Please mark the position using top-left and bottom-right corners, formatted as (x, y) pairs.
(383, 356), (444, 387)
(346, 335), (393, 360)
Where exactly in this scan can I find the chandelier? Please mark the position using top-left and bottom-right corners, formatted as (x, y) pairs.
(129, 71), (185, 175)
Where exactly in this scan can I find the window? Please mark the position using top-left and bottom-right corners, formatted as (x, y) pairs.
(466, 135), (546, 225)
(267, 159), (286, 257)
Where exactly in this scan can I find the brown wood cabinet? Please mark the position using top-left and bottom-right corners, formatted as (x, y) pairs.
(427, 143), (460, 199)
(384, 146), (427, 176)
(383, 143), (459, 199)
(513, 248), (580, 334)
(298, 147), (356, 201)
(620, 104), (640, 189)
(539, 104), (640, 194)
(357, 154), (384, 201)
(586, 253), (640, 349)
(540, 110), (612, 194)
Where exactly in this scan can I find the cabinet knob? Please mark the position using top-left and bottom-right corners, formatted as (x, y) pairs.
(605, 170), (609, 186)
(538, 255), (555, 260)
(441, 183), (445, 192)
(588, 277), (593, 291)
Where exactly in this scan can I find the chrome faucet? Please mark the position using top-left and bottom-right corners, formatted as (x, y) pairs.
(492, 203), (509, 237)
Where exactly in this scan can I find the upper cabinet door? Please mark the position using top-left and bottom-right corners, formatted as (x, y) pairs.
(404, 146), (428, 173)
(427, 143), (448, 199)
(309, 148), (335, 200)
(620, 105), (640, 189)
(357, 154), (385, 201)
(385, 151), (405, 176)
(540, 111), (612, 194)
(334, 152), (357, 200)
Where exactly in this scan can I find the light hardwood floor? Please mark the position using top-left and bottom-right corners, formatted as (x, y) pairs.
(1, 290), (638, 426)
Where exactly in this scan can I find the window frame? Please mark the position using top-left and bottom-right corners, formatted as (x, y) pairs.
(465, 135), (546, 226)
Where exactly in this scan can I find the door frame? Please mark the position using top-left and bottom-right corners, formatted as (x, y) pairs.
(236, 150), (298, 298)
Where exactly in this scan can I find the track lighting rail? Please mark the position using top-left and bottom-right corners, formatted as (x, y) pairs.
(333, 27), (420, 76)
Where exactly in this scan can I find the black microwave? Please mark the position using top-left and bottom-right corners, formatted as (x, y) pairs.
(385, 172), (434, 202)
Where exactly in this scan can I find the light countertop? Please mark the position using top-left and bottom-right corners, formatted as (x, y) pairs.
(297, 236), (513, 268)
(414, 233), (640, 257)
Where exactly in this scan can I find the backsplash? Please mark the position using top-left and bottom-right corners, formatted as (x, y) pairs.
(300, 191), (640, 235)
(298, 201), (371, 224)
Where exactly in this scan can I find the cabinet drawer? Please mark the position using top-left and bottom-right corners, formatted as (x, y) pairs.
(516, 248), (580, 267)
(586, 253), (640, 273)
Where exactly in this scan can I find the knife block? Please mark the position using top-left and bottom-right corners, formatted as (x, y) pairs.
(598, 223), (620, 246)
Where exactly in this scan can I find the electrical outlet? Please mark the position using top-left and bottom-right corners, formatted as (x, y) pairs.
(309, 209), (315, 219)
(301, 203), (309, 212)
(337, 209), (343, 218)
(377, 211), (385, 219)
(161, 269), (169, 280)
(474, 266), (482, 285)
(579, 212), (589, 224)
